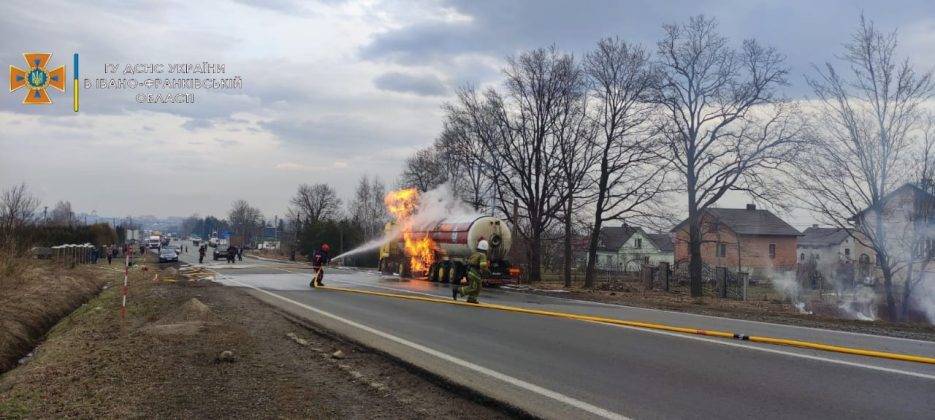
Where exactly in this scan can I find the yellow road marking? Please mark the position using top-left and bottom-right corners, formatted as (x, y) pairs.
(317, 285), (935, 365)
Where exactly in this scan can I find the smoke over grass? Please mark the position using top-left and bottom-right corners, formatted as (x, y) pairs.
(769, 269), (811, 314)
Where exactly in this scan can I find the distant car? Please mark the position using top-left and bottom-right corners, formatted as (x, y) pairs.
(213, 245), (229, 261)
(158, 248), (179, 263)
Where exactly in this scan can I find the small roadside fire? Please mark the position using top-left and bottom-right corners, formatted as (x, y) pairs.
(384, 188), (435, 274)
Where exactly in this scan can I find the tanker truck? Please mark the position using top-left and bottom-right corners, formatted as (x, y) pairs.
(378, 215), (520, 285)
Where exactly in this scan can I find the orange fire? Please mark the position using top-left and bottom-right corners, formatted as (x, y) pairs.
(385, 188), (435, 274)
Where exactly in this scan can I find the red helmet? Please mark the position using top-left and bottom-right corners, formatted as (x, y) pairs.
(321, 243), (331, 252)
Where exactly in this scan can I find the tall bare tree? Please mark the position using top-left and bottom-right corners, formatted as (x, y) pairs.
(229, 199), (263, 245)
(654, 15), (802, 297)
(435, 121), (495, 211)
(290, 183), (343, 223)
(555, 82), (597, 287)
(902, 117), (935, 319)
(798, 15), (933, 319)
(350, 175), (388, 239)
(0, 183), (40, 252)
(582, 37), (670, 288)
(451, 47), (585, 281)
(49, 200), (76, 227)
(400, 147), (449, 192)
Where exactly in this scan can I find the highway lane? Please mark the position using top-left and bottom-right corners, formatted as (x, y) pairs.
(218, 263), (935, 373)
(175, 247), (935, 418)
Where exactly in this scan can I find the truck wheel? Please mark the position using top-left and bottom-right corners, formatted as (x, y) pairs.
(401, 261), (411, 278)
(428, 263), (439, 282)
(440, 261), (451, 283)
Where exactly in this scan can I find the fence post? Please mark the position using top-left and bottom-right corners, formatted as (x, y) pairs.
(716, 267), (727, 298)
(659, 262), (670, 292)
(641, 265), (653, 290)
(741, 272), (748, 301)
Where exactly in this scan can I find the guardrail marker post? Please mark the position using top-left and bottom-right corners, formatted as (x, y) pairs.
(121, 252), (129, 319)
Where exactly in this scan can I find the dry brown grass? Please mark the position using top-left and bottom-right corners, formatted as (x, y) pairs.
(0, 264), (513, 419)
(0, 258), (111, 372)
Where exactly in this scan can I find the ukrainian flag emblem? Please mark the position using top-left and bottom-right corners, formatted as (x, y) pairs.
(9, 52), (66, 105)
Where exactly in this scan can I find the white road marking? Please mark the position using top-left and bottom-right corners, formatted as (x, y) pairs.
(332, 270), (935, 346)
(222, 267), (935, 380)
(224, 277), (628, 420)
(603, 322), (935, 380)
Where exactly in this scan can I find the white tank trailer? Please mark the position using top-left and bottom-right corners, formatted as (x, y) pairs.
(378, 215), (519, 284)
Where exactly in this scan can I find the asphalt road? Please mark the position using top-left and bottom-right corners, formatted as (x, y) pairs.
(174, 242), (935, 419)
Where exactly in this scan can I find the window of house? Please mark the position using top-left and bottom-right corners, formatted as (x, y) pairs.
(717, 243), (727, 258)
(844, 248), (851, 258)
(635, 238), (642, 249)
(769, 243), (776, 259)
(643, 256), (650, 265)
(800, 252), (805, 261)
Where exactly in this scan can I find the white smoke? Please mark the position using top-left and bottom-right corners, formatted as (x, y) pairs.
(408, 183), (482, 230)
(837, 285), (877, 321)
(912, 272), (935, 324)
(769, 269), (811, 314)
(332, 183), (482, 262)
(805, 253), (879, 321)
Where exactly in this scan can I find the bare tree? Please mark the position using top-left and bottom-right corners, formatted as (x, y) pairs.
(350, 175), (388, 239)
(555, 80), (598, 287)
(400, 147), (449, 192)
(654, 16), (802, 297)
(49, 200), (76, 227)
(437, 111), (496, 211)
(0, 183), (40, 252)
(228, 199), (263, 245)
(798, 15), (933, 319)
(290, 183), (343, 223)
(582, 37), (670, 288)
(451, 47), (584, 281)
(902, 118), (935, 319)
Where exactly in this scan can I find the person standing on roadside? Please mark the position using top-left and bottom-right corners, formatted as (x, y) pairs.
(310, 243), (330, 287)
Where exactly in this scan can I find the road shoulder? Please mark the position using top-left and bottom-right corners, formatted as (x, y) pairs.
(0, 265), (515, 419)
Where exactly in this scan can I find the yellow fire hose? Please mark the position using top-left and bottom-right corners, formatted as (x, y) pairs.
(315, 285), (935, 365)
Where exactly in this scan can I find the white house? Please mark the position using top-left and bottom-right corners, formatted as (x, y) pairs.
(797, 225), (869, 264)
(594, 224), (674, 272)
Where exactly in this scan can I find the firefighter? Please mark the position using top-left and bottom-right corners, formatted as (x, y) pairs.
(198, 245), (206, 264)
(453, 239), (489, 304)
(311, 243), (331, 288)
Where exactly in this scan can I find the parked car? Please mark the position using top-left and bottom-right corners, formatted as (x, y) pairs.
(159, 248), (179, 263)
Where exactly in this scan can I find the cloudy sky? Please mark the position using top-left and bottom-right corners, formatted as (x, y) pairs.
(2, 0), (934, 223)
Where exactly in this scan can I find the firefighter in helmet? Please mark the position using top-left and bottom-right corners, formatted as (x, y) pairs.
(311, 243), (331, 287)
(453, 239), (489, 303)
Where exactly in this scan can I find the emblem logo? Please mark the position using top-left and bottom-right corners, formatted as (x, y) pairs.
(9, 53), (66, 104)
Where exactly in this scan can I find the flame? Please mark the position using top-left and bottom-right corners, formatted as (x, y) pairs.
(385, 188), (435, 274)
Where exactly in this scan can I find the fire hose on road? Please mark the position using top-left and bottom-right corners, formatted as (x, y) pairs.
(313, 284), (935, 365)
